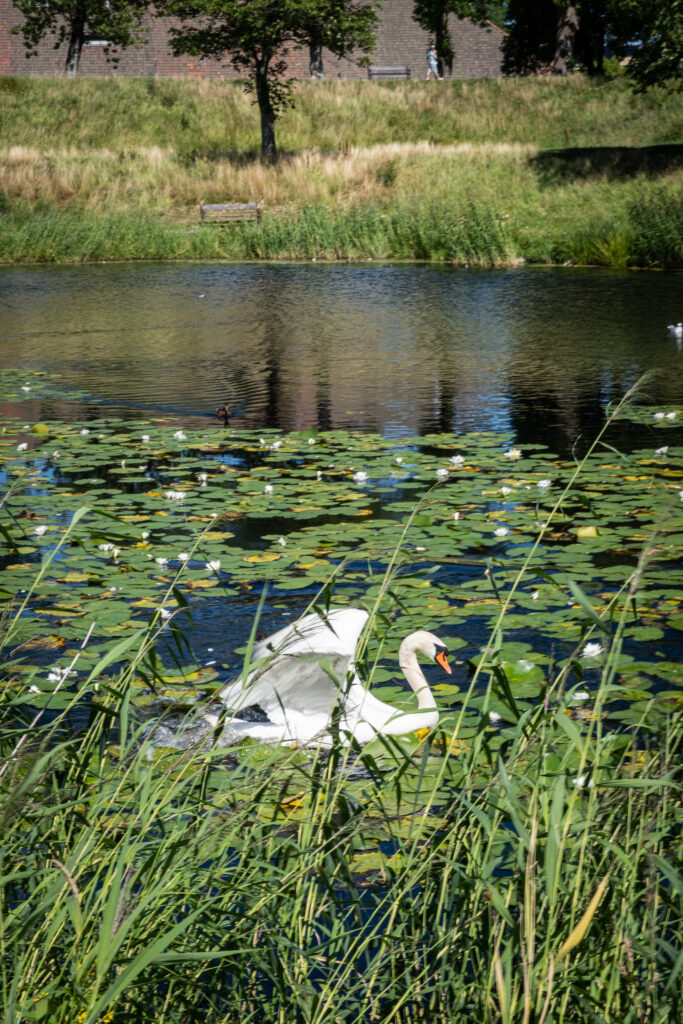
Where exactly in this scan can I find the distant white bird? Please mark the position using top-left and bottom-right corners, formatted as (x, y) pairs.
(667, 323), (683, 338)
(205, 608), (451, 747)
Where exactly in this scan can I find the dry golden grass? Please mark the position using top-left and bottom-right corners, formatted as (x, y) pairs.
(0, 141), (540, 216)
(0, 77), (679, 265)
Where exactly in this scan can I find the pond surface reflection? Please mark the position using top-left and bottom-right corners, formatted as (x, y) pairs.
(1, 262), (681, 455)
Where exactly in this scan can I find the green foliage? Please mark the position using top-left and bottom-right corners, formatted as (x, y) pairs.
(0, 379), (681, 1022)
(501, 0), (683, 86)
(157, 0), (378, 158)
(628, 187), (683, 267)
(412, 1), (490, 70)
(12, 0), (149, 74)
(625, 0), (683, 91)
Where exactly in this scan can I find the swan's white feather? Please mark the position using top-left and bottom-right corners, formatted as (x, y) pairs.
(215, 608), (445, 747)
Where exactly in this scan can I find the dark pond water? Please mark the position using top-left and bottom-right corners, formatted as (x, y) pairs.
(1, 262), (682, 456)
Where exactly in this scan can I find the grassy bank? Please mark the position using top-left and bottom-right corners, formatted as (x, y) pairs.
(0, 76), (681, 266)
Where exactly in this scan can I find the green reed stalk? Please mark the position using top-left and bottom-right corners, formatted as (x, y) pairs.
(1, 414), (681, 1022)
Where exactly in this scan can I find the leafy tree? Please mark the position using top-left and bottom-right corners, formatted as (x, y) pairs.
(12, 0), (149, 76)
(500, 0), (557, 75)
(158, 0), (378, 161)
(411, 2), (490, 76)
(619, 0), (683, 90)
(501, 0), (682, 84)
(502, 1), (606, 76)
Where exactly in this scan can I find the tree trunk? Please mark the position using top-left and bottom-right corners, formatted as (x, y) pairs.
(309, 40), (324, 78)
(255, 65), (277, 162)
(434, 12), (453, 77)
(553, 4), (579, 76)
(65, 16), (86, 76)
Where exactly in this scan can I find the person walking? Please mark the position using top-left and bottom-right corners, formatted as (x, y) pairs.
(426, 44), (441, 80)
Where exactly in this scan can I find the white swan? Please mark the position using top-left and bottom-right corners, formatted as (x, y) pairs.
(205, 608), (451, 747)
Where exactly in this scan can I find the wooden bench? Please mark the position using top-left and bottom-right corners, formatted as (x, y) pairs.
(368, 66), (411, 80)
(199, 202), (263, 225)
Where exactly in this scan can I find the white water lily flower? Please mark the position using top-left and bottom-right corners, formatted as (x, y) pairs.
(655, 446), (669, 456)
(395, 456), (403, 464)
(29, 685), (41, 695)
(488, 711), (502, 724)
(653, 412), (665, 420)
(316, 470), (323, 481)
(572, 775), (594, 788)
(21, 385), (31, 392)
(16, 442), (28, 451)
(155, 556), (169, 566)
(47, 666), (74, 684)
(494, 527), (509, 537)
(264, 484), (273, 494)
(34, 525), (48, 536)
(453, 511), (460, 520)
(141, 434), (150, 442)
(206, 559), (221, 572)
(271, 440), (282, 450)
(51, 451), (59, 459)
(278, 537), (287, 547)
(572, 690), (590, 700)
(436, 468), (449, 479)
(666, 411), (677, 420)
(353, 471), (368, 484)
(121, 460), (126, 469)
(582, 642), (603, 658)
(537, 479), (551, 490)
(80, 428), (90, 435)
(173, 430), (186, 440)
(98, 543), (115, 552)
(500, 486), (511, 495)
(531, 590), (540, 600)
(308, 438), (315, 445)
(164, 490), (186, 501)
(159, 608), (172, 620)
(141, 531), (149, 540)
(504, 448), (521, 460)
(178, 552), (189, 562)
(450, 455), (465, 467)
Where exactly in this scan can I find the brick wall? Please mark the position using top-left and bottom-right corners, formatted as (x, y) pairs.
(0, 1), (504, 80)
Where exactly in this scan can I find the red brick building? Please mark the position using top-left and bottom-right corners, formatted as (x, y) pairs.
(0, 1), (504, 80)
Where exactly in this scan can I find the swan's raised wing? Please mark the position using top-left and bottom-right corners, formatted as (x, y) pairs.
(220, 608), (369, 725)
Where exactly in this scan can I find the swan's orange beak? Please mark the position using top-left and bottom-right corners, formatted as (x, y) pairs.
(435, 649), (451, 674)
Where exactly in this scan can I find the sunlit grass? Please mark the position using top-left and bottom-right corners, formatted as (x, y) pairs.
(0, 76), (681, 266)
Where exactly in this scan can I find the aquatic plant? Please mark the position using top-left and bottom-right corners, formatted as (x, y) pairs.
(0, 372), (681, 1022)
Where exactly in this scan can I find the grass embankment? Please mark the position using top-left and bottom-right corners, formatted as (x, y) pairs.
(0, 75), (681, 265)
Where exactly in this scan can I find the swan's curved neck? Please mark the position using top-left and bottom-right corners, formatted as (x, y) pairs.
(375, 634), (439, 735)
(399, 637), (438, 709)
